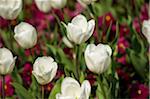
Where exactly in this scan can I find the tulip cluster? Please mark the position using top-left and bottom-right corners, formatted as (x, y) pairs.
(0, 0), (149, 99)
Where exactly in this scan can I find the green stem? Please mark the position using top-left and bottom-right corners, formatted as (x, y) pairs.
(74, 45), (80, 80)
(41, 85), (44, 99)
(1, 75), (5, 99)
(97, 75), (107, 99)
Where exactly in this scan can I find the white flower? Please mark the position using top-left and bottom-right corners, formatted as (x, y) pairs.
(50, 0), (67, 9)
(62, 36), (73, 48)
(0, 0), (22, 20)
(63, 14), (95, 44)
(14, 22), (37, 49)
(56, 77), (91, 99)
(84, 44), (112, 74)
(0, 48), (17, 75)
(35, 0), (51, 13)
(142, 19), (150, 44)
(32, 56), (58, 85)
(77, 0), (96, 7)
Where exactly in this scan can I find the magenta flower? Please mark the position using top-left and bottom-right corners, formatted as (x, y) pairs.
(0, 17), (9, 29)
(0, 75), (14, 96)
(116, 55), (127, 65)
(21, 62), (33, 88)
(98, 12), (115, 28)
(117, 37), (129, 54)
(130, 83), (149, 99)
(119, 24), (130, 37)
(133, 4), (148, 33)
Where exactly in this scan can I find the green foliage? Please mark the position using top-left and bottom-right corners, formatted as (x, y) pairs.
(12, 82), (35, 99)
(48, 77), (64, 99)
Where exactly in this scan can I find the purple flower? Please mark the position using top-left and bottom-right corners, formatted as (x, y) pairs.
(21, 62), (33, 88)
(0, 75), (14, 96)
(130, 83), (149, 99)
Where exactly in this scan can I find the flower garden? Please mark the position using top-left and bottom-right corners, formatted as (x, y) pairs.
(0, 0), (149, 99)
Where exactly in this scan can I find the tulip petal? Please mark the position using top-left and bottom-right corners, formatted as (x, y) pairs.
(84, 44), (99, 73)
(56, 93), (75, 99)
(80, 80), (91, 99)
(71, 14), (88, 33)
(49, 62), (58, 81)
(67, 23), (83, 44)
(84, 19), (95, 42)
(61, 77), (81, 97)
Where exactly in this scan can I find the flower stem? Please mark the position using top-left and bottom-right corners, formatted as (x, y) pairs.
(97, 75), (107, 99)
(74, 45), (80, 80)
(41, 85), (44, 99)
(1, 75), (5, 99)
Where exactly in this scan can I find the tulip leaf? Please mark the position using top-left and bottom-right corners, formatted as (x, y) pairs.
(48, 77), (64, 99)
(11, 67), (23, 84)
(47, 44), (74, 72)
(28, 76), (40, 98)
(129, 49), (147, 78)
(12, 82), (35, 99)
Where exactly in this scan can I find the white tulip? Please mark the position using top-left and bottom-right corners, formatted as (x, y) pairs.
(63, 14), (95, 44)
(84, 44), (112, 74)
(35, 0), (51, 13)
(0, 0), (22, 20)
(62, 36), (73, 48)
(142, 19), (150, 44)
(0, 48), (17, 75)
(77, 0), (96, 7)
(56, 77), (91, 99)
(50, 0), (67, 9)
(32, 56), (58, 85)
(14, 22), (37, 49)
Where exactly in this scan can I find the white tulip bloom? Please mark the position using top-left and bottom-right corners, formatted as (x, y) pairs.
(50, 0), (67, 9)
(63, 14), (95, 44)
(0, 48), (17, 75)
(84, 44), (112, 74)
(14, 22), (37, 49)
(0, 0), (22, 20)
(32, 56), (58, 85)
(142, 19), (150, 44)
(62, 36), (73, 48)
(77, 0), (96, 7)
(35, 0), (51, 13)
(56, 77), (91, 99)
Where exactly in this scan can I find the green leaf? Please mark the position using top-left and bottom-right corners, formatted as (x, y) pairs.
(129, 49), (147, 78)
(28, 76), (40, 98)
(11, 67), (23, 84)
(48, 77), (64, 99)
(12, 82), (35, 99)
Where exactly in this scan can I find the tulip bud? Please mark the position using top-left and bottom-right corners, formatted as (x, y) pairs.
(0, 48), (17, 75)
(32, 56), (58, 85)
(142, 19), (150, 44)
(84, 44), (112, 74)
(63, 14), (95, 44)
(0, 0), (22, 20)
(56, 77), (91, 99)
(14, 22), (37, 49)
(35, 0), (51, 13)
(50, 0), (67, 9)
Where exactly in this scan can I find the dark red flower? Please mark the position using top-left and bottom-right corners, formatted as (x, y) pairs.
(0, 17), (9, 29)
(119, 24), (130, 37)
(86, 71), (96, 85)
(130, 83), (149, 99)
(98, 12), (115, 28)
(0, 75), (14, 96)
(117, 37), (129, 54)
(20, 62), (33, 88)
